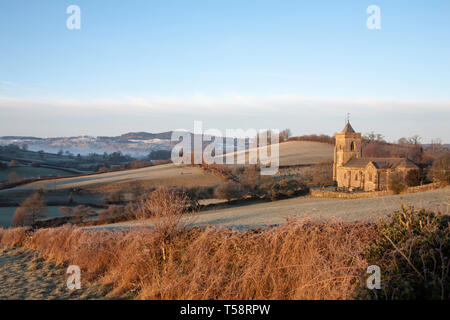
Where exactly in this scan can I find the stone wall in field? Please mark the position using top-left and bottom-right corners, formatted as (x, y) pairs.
(309, 183), (443, 199)
(309, 189), (389, 199)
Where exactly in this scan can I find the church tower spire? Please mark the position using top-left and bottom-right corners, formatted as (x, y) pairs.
(333, 120), (362, 181)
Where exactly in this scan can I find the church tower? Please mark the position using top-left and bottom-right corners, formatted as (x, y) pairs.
(333, 121), (362, 181)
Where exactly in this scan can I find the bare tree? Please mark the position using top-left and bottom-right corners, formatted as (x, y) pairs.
(408, 135), (421, 145)
(430, 138), (445, 153)
(214, 181), (246, 201)
(279, 128), (292, 143)
(428, 152), (450, 185)
(237, 165), (260, 194)
(12, 193), (47, 227)
(363, 132), (385, 143)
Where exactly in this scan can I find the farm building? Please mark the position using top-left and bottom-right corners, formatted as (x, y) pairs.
(333, 121), (419, 191)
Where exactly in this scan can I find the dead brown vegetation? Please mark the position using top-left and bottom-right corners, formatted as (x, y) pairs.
(133, 187), (192, 238)
(59, 205), (96, 223)
(0, 220), (377, 299)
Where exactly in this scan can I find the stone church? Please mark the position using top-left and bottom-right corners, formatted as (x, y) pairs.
(333, 121), (419, 191)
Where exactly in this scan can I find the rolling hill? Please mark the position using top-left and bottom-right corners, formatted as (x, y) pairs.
(215, 141), (334, 167)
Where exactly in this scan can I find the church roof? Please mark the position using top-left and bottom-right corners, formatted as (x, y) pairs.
(341, 121), (355, 133)
(343, 157), (419, 170)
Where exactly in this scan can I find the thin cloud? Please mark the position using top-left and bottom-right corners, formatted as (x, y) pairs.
(1, 95), (448, 114)
(0, 95), (448, 141)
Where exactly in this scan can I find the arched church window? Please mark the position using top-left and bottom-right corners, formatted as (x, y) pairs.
(350, 141), (355, 151)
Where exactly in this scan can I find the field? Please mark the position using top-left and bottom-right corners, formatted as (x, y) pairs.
(2, 141), (331, 193)
(87, 187), (450, 230)
(0, 166), (73, 181)
(0, 206), (100, 228)
(0, 247), (107, 299)
(0, 143), (448, 300)
(217, 141), (334, 166)
(0, 163), (225, 223)
(0, 141), (335, 228)
(13, 163), (222, 192)
(2, 205), (448, 300)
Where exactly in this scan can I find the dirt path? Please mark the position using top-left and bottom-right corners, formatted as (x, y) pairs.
(0, 247), (109, 300)
(88, 187), (450, 230)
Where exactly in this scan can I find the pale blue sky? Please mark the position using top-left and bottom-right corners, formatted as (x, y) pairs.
(0, 0), (449, 142)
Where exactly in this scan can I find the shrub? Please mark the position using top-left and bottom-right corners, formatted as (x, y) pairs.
(134, 187), (190, 238)
(360, 206), (450, 299)
(184, 186), (215, 200)
(104, 190), (124, 204)
(98, 205), (125, 221)
(236, 165), (260, 194)
(405, 169), (424, 187)
(59, 205), (96, 223)
(297, 167), (314, 185)
(388, 172), (406, 194)
(214, 181), (247, 201)
(130, 181), (145, 201)
(180, 186), (215, 210)
(267, 179), (308, 201)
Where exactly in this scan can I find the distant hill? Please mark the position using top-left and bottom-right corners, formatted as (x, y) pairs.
(0, 132), (176, 157)
(0, 131), (245, 158)
(110, 131), (174, 142)
(0, 136), (43, 141)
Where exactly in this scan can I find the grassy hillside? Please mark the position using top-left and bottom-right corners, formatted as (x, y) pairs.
(16, 163), (223, 192)
(89, 187), (450, 230)
(0, 166), (73, 181)
(215, 141), (334, 167)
